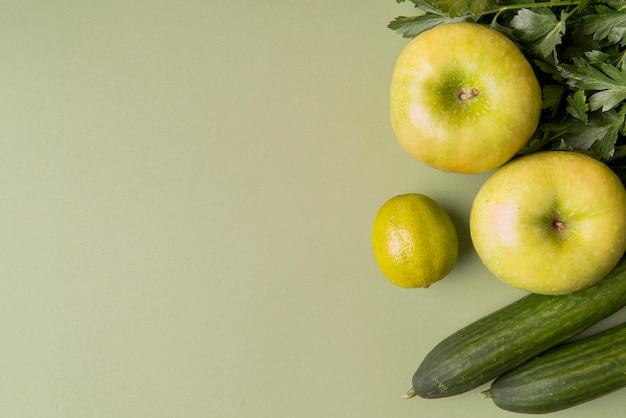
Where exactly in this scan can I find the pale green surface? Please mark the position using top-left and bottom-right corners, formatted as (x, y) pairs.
(1, 2), (625, 417)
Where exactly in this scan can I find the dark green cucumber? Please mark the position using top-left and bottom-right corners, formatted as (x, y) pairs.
(483, 321), (626, 414)
(405, 257), (626, 399)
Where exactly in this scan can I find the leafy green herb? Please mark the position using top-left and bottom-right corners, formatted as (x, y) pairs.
(566, 90), (589, 123)
(510, 8), (567, 61)
(558, 107), (626, 159)
(579, 5), (626, 45)
(388, 1), (468, 37)
(389, 0), (626, 172)
(559, 58), (626, 111)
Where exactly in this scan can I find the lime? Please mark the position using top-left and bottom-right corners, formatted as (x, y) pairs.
(372, 194), (458, 288)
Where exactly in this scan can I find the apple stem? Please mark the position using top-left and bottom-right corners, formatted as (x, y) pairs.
(457, 88), (480, 101)
(554, 220), (566, 232)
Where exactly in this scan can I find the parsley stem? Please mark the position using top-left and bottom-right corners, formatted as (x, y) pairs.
(480, 0), (581, 17)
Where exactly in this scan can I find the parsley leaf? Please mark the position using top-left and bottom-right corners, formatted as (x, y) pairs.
(511, 8), (567, 61)
(579, 5), (626, 46)
(396, 0), (496, 17)
(560, 107), (626, 160)
(388, 0), (467, 38)
(558, 58), (626, 111)
(429, 0), (469, 17)
(429, 0), (496, 17)
(543, 84), (567, 115)
(388, 13), (464, 38)
(566, 90), (589, 123)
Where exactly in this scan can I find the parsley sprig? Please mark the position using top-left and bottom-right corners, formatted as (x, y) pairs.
(389, 0), (626, 175)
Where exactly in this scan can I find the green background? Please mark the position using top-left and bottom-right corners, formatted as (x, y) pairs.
(2, 1), (624, 417)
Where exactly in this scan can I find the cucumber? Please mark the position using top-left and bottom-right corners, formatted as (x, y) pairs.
(405, 257), (626, 399)
(482, 322), (626, 414)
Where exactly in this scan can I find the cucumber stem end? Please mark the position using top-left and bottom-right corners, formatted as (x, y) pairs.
(480, 390), (493, 399)
(401, 387), (417, 399)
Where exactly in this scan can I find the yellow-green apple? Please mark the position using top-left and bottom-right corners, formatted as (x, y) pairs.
(390, 22), (542, 174)
(470, 151), (626, 295)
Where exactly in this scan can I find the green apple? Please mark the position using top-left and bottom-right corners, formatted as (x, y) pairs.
(390, 22), (542, 174)
(469, 151), (626, 295)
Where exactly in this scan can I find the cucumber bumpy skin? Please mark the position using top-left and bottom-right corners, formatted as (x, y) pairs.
(482, 322), (626, 414)
(404, 257), (626, 399)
